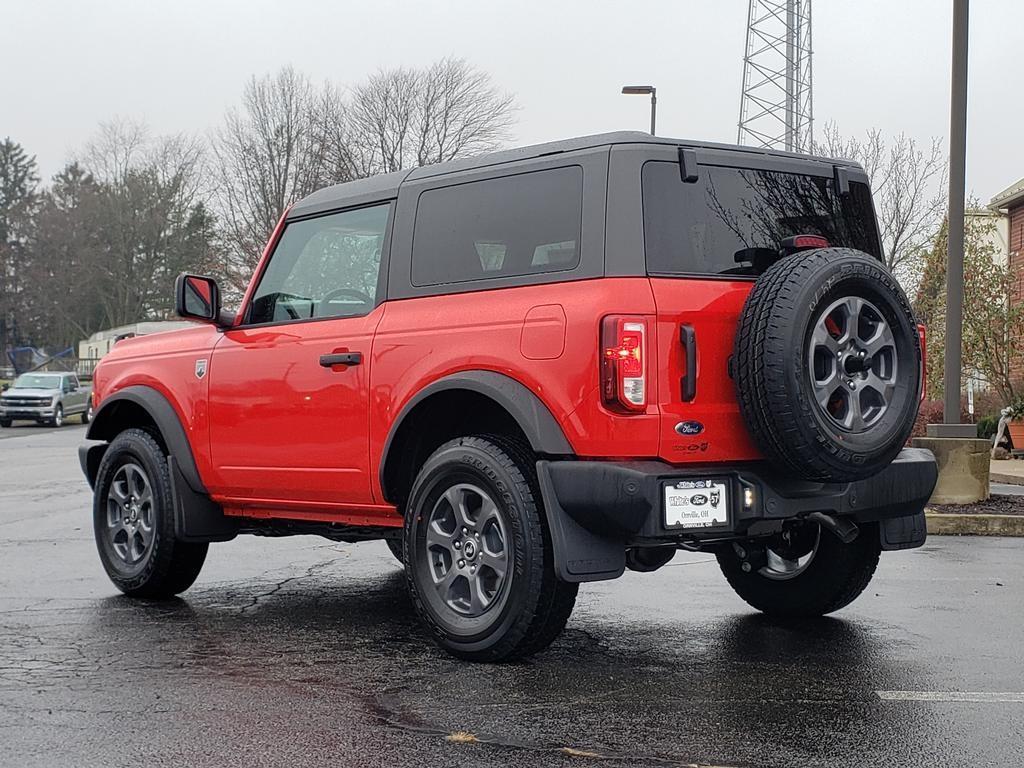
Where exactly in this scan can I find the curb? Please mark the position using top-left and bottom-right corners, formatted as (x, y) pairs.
(990, 470), (1024, 486)
(926, 512), (1024, 537)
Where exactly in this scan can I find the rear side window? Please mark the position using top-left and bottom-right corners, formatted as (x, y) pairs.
(411, 167), (583, 286)
(642, 161), (882, 276)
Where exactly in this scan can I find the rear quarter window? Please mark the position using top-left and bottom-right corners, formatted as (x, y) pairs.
(642, 161), (882, 277)
(411, 166), (583, 286)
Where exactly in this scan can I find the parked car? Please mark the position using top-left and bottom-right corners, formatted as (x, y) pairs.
(79, 132), (936, 662)
(1, 371), (92, 427)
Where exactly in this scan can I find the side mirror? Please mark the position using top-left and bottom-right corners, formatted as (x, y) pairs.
(1, 384), (8, 392)
(175, 274), (222, 324)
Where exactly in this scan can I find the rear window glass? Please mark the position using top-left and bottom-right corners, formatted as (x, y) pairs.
(642, 161), (882, 276)
(412, 167), (583, 286)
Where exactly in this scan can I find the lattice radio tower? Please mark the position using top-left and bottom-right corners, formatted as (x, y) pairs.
(737, 0), (813, 153)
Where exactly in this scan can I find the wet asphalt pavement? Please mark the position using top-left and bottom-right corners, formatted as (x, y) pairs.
(1, 426), (1023, 767)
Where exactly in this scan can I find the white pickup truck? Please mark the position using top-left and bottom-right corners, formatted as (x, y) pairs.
(0, 372), (92, 427)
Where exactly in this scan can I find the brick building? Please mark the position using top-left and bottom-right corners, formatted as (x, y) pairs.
(990, 179), (1024, 383)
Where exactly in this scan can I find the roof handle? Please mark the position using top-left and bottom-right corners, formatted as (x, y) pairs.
(678, 147), (699, 184)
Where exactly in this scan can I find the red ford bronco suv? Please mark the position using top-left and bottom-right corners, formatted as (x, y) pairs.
(80, 132), (936, 661)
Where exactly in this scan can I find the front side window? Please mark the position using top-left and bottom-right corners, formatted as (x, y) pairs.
(643, 161), (882, 276)
(247, 203), (391, 325)
(411, 166), (583, 286)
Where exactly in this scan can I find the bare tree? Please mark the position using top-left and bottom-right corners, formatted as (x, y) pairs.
(211, 67), (338, 281)
(83, 120), (215, 329)
(347, 57), (516, 175)
(815, 122), (947, 287)
(213, 59), (517, 285)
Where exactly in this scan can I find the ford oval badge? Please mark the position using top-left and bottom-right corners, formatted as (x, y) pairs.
(674, 421), (704, 436)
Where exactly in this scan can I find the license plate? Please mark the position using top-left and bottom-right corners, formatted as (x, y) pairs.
(664, 479), (729, 529)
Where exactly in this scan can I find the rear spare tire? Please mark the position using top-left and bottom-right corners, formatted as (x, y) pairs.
(734, 248), (921, 482)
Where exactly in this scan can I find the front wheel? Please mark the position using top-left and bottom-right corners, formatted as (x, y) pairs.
(93, 428), (208, 598)
(716, 522), (880, 617)
(51, 405), (64, 427)
(404, 435), (577, 662)
(0, 418), (10, 428)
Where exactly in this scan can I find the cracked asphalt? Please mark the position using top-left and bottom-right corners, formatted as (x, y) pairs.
(2, 426), (1023, 767)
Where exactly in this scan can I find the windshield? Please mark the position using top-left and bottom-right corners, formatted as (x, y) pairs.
(642, 161), (882, 276)
(12, 374), (62, 389)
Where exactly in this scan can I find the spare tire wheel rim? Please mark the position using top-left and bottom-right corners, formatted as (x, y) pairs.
(808, 295), (898, 433)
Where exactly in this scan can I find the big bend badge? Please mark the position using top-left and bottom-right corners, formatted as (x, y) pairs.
(195, 359), (208, 379)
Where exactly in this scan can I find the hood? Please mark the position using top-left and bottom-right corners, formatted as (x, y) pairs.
(103, 323), (217, 361)
(2, 388), (59, 398)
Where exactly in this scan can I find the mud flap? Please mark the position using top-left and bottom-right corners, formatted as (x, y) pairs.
(536, 461), (625, 582)
(879, 509), (927, 550)
(168, 456), (238, 543)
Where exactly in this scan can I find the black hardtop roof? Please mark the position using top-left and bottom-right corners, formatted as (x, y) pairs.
(288, 131), (862, 219)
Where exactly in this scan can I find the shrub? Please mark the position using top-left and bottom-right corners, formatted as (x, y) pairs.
(976, 414), (1000, 440)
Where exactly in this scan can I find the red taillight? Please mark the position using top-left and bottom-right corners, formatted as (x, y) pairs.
(601, 316), (647, 412)
(917, 322), (927, 402)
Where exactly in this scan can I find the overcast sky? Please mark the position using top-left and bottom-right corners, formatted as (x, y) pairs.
(3, 0), (1021, 200)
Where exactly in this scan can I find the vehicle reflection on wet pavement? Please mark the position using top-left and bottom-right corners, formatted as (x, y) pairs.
(2, 428), (1022, 767)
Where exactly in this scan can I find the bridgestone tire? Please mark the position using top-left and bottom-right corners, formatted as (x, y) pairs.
(404, 435), (578, 662)
(734, 248), (921, 482)
(93, 429), (208, 598)
(716, 525), (881, 617)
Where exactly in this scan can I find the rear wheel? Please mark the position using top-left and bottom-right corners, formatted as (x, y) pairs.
(93, 428), (208, 598)
(716, 523), (880, 617)
(82, 401), (93, 424)
(404, 435), (577, 662)
(0, 419), (10, 428)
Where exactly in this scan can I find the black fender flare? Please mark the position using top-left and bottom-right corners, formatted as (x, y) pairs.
(380, 370), (574, 493)
(81, 385), (235, 542)
(84, 385), (206, 493)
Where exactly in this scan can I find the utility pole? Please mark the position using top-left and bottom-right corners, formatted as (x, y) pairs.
(942, 0), (970, 430)
(925, 0), (975, 439)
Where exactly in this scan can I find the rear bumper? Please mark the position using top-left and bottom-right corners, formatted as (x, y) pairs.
(537, 447), (937, 582)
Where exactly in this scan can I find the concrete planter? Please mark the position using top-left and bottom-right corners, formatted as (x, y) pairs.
(911, 437), (991, 504)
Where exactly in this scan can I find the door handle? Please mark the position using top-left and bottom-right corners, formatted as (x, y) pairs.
(679, 324), (697, 402)
(319, 352), (362, 368)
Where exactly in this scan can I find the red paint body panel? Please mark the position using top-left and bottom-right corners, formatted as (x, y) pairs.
(205, 307), (383, 505)
(368, 279), (661, 501)
(92, 273), (769, 525)
(92, 324), (221, 475)
(649, 278), (762, 463)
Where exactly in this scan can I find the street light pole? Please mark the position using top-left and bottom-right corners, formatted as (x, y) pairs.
(621, 85), (657, 135)
(944, 0), (969, 427)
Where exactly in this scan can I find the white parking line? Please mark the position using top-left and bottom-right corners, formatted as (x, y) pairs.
(877, 691), (1024, 703)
